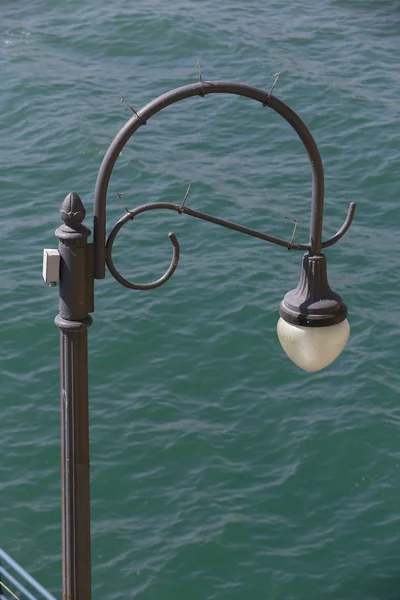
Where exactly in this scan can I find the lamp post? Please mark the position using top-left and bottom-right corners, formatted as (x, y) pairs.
(47, 80), (355, 600)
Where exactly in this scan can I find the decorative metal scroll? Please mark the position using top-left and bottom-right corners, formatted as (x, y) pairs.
(93, 80), (356, 290)
(105, 199), (355, 291)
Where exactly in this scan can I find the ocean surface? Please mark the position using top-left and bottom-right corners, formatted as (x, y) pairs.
(1, 1), (399, 598)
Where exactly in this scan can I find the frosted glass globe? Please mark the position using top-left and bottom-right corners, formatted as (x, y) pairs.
(277, 317), (350, 373)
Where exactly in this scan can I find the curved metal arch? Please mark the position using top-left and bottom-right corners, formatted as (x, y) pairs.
(94, 80), (331, 280)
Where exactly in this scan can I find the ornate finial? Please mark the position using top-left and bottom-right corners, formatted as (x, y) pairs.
(61, 192), (86, 228)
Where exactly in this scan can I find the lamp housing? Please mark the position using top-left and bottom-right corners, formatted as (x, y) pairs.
(277, 253), (350, 372)
(279, 253), (347, 327)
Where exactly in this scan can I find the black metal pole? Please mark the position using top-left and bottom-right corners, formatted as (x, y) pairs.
(55, 192), (93, 600)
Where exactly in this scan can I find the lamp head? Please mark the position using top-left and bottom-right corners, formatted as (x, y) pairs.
(278, 254), (350, 372)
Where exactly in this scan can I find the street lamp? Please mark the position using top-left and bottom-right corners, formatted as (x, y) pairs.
(45, 80), (355, 600)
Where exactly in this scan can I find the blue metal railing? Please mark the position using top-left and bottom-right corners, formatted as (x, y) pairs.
(0, 549), (56, 600)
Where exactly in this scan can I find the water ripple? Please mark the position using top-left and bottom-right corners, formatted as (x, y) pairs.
(1, 0), (399, 598)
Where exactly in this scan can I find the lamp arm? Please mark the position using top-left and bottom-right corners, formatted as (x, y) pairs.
(105, 200), (311, 291)
(105, 196), (356, 291)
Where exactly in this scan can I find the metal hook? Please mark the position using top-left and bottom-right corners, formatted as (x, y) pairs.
(321, 202), (357, 249)
(197, 60), (205, 97)
(285, 217), (298, 249)
(117, 192), (130, 213)
(120, 97), (147, 125)
(105, 210), (180, 290)
(178, 184), (191, 213)
(263, 72), (281, 107)
(269, 72), (281, 95)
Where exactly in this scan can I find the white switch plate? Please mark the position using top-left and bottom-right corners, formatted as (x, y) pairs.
(43, 249), (60, 284)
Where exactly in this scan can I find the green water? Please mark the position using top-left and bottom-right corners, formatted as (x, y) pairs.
(1, 1), (399, 598)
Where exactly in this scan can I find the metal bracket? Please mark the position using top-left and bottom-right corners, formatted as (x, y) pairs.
(86, 243), (94, 313)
